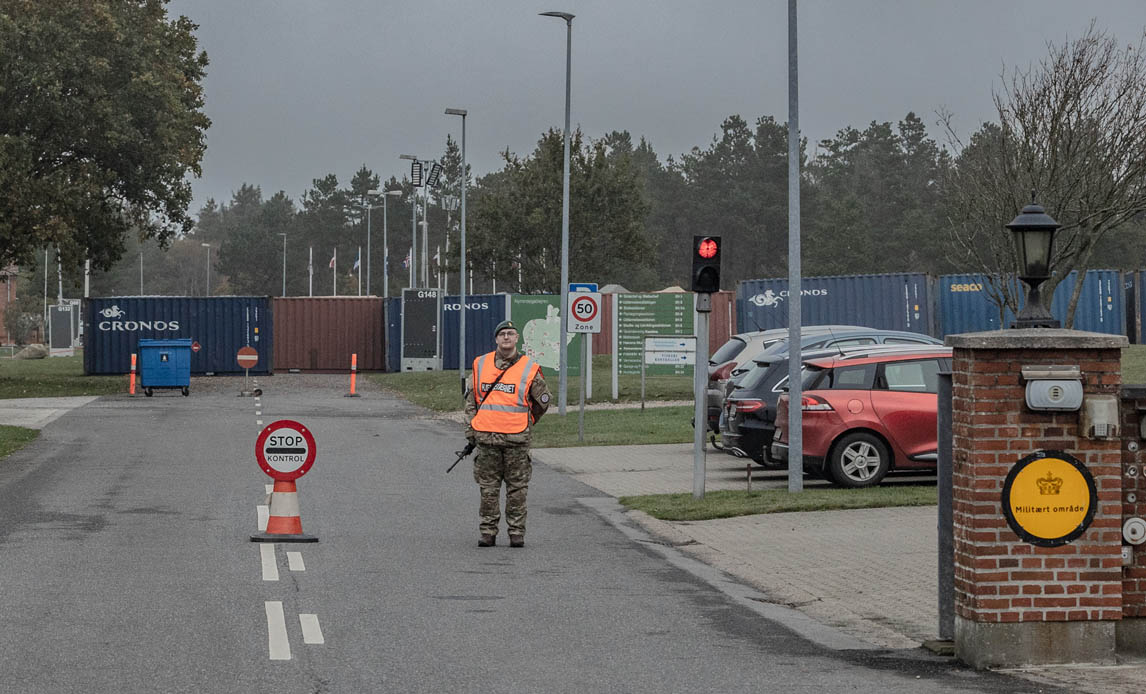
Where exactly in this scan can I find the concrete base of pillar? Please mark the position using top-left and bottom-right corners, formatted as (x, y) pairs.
(955, 616), (1116, 668)
(1117, 618), (1146, 656)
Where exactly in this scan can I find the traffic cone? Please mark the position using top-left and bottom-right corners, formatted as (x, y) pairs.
(251, 479), (318, 543)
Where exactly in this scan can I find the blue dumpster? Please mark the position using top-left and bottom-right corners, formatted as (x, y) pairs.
(138, 339), (192, 397)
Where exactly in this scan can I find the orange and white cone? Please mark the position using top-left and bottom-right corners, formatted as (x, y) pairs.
(251, 479), (318, 543)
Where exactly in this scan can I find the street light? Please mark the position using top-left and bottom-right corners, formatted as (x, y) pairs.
(200, 242), (212, 296)
(541, 10), (574, 416)
(369, 189), (403, 298)
(445, 107), (468, 394)
(400, 154), (421, 288)
(1007, 200), (1061, 329)
(278, 233), (287, 296)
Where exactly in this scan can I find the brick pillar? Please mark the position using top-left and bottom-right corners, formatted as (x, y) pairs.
(948, 329), (1126, 668)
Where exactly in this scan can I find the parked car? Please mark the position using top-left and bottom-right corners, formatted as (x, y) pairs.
(715, 328), (943, 441)
(706, 326), (864, 432)
(721, 343), (945, 467)
(770, 348), (953, 487)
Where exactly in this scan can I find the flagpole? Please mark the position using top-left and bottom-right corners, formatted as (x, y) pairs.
(408, 247), (413, 287)
(333, 248), (337, 297)
(308, 246), (313, 297)
(357, 246), (362, 296)
(436, 245), (441, 289)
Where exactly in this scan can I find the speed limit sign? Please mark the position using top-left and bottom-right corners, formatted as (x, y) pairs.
(568, 292), (602, 333)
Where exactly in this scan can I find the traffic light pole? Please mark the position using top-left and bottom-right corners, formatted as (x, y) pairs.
(693, 292), (711, 500)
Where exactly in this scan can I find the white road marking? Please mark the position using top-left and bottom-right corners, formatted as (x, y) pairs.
(299, 614), (324, 644)
(256, 410), (261, 416)
(256, 420), (263, 426)
(265, 483), (273, 495)
(260, 543), (278, 581)
(257, 505), (269, 531)
(287, 551), (305, 571)
(264, 601), (291, 660)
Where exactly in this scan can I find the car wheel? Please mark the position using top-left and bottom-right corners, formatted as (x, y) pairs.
(828, 432), (890, 488)
(181, 387), (189, 396)
(145, 388), (153, 397)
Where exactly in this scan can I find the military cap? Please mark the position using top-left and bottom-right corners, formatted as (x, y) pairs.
(494, 320), (517, 336)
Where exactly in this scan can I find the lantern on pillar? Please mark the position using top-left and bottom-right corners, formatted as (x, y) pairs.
(1006, 201), (1061, 329)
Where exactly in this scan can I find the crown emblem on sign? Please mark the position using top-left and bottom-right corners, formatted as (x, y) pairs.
(1036, 471), (1063, 495)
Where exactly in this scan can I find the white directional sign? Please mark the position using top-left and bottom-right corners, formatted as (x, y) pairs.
(568, 292), (603, 334)
(642, 335), (697, 365)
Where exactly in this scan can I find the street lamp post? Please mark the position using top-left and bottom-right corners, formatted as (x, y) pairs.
(200, 242), (212, 296)
(400, 154), (421, 288)
(540, 10), (574, 416)
(445, 108), (468, 394)
(370, 189), (403, 298)
(278, 233), (287, 296)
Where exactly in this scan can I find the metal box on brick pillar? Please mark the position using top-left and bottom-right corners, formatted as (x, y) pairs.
(946, 329), (1127, 668)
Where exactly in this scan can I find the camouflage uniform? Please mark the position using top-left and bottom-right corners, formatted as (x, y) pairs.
(465, 352), (550, 539)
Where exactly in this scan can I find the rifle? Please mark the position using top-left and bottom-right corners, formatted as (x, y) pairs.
(446, 441), (477, 473)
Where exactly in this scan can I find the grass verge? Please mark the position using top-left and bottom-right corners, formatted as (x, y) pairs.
(0, 353), (122, 399)
(532, 405), (695, 448)
(369, 355), (693, 412)
(0, 425), (39, 459)
(619, 486), (938, 521)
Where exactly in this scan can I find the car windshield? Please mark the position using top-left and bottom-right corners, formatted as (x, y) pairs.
(709, 337), (746, 365)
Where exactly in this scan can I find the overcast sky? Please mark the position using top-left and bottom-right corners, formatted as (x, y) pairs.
(169, 0), (1146, 214)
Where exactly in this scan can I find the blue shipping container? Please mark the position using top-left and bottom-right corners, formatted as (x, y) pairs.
(385, 297), (402, 373)
(84, 297), (273, 375)
(938, 270), (1123, 337)
(737, 273), (933, 336)
(441, 294), (510, 370)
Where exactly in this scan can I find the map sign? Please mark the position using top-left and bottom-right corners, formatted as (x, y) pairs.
(616, 293), (694, 375)
(508, 295), (581, 376)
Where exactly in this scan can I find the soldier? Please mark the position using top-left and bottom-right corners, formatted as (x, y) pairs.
(464, 319), (551, 547)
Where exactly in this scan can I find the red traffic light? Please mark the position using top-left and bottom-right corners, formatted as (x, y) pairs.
(697, 237), (718, 259)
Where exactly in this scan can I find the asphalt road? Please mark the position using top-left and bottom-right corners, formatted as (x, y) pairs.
(0, 375), (1060, 693)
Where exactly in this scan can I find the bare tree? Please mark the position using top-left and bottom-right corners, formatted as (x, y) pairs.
(942, 22), (1146, 326)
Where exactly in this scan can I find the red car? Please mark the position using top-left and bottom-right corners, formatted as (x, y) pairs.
(770, 348), (952, 488)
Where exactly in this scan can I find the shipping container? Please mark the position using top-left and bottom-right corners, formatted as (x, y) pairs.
(385, 297), (401, 372)
(939, 270), (1124, 337)
(84, 296), (272, 375)
(272, 297), (385, 372)
(737, 273), (933, 337)
(441, 294), (509, 370)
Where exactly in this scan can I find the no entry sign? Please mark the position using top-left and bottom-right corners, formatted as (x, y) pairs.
(237, 346), (259, 369)
(256, 420), (316, 481)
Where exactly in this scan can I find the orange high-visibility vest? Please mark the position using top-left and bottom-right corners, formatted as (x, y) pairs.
(471, 352), (542, 434)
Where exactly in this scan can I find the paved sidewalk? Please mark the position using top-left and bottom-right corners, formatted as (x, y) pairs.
(0, 396), (100, 429)
(533, 441), (1146, 693)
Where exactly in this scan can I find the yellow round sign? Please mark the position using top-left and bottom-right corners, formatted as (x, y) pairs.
(1002, 451), (1096, 547)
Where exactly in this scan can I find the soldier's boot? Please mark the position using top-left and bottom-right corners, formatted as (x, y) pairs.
(509, 534), (524, 548)
(478, 534), (496, 547)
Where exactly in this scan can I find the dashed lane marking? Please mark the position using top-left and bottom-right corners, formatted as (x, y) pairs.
(265, 484), (273, 495)
(257, 505), (269, 532)
(287, 551), (305, 572)
(256, 420), (263, 426)
(300, 614), (324, 644)
(260, 543), (279, 581)
(264, 601), (291, 660)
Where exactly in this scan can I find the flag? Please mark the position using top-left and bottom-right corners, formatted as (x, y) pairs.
(402, 250), (411, 268)
(432, 248), (440, 264)
(329, 252), (336, 269)
(352, 250), (361, 272)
